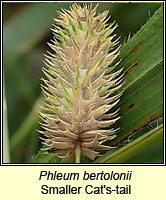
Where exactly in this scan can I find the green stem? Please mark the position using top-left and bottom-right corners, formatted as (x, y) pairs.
(3, 77), (10, 163)
(75, 142), (81, 163)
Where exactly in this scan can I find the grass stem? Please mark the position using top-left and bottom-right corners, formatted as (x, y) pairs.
(3, 77), (10, 163)
(75, 142), (81, 163)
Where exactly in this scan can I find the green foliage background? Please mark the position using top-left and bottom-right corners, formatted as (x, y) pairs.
(3, 2), (163, 163)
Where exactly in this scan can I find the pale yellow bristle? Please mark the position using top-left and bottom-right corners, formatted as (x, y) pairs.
(39, 3), (123, 162)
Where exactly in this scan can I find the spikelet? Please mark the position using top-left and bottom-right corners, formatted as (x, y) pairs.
(39, 4), (123, 162)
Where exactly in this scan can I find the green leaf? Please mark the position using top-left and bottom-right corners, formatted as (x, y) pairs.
(96, 124), (163, 163)
(31, 151), (62, 164)
(107, 5), (163, 147)
(10, 97), (43, 153)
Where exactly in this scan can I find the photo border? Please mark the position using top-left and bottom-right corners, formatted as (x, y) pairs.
(1, 0), (165, 166)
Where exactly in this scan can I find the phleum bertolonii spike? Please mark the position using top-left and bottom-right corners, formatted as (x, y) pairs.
(39, 4), (123, 162)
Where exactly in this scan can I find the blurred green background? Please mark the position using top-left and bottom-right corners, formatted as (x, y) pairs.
(3, 2), (162, 163)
